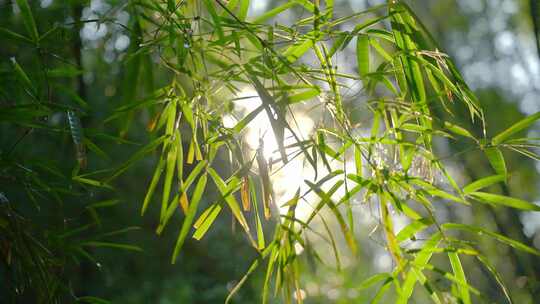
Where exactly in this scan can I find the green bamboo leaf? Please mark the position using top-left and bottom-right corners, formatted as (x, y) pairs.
(157, 194), (180, 235)
(15, 0), (39, 42)
(171, 174), (208, 264)
(305, 180), (357, 255)
(161, 141), (178, 219)
(357, 273), (392, 290)
(251, 1), (313, 24)
(107, 135), (167, 182)
(288, 86), (321, 104)
(354, 144), (363, 176)
(0, 27), (32, 44)
(142, 156), (165, 215)
(411, 179), (468, 205)
(232, 105), (264, 133)
(371, 278), (394, 304)
(328, 31), (349, 57)
(83, 138), (109, 160)
(10, 57), (34, 93)
(442, 121), (475, 140)
(238, 0), (249, 20)
(72, 176), (113, 190)
(469, 192), (540, 211)
(81, 241), (142, 252)
(203, 0), (225, 41)
(282, 37), (315, 63)
(484, 147), (507, 178)
(249, 176), (266, 249)
(492, 111), (540, 145)
(225, 244), (276, 304)
(474, 255), (513, 304)
(448, 252), (471, 304)
(193, 204), (222, 240)
(86, 199), (121, 209)
(184, 160), (208, 190)
(463, 175), (505, 194)
(398, 233), (442, 304)
(396, 218), (433, 243)
(208, 168), (250, 231)
(252, 2), (296, 23)
(356, 34), (370, 77)
(443, 223), (540, 256)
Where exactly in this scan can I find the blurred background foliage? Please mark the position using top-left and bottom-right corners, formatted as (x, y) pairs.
(1, 0), (540, 303)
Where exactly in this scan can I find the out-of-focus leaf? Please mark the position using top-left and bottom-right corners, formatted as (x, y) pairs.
(15, 0), (39, 41)
(81, 241), (142, 252)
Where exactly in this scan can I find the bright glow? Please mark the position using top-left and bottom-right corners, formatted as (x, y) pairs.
(374, 251), (393, 271)
(233, 88), (315, 221)
(294, 242), (304, 255)
(222, 114), (237, 128)
(293, 289), (307, 301)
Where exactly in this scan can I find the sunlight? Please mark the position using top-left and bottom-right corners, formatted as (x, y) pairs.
(232, 88), (316, 221)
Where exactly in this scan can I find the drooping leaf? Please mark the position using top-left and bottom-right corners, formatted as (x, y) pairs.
(171, 174), (208, 263)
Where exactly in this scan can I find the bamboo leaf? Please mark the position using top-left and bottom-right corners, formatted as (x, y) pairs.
(0, 27), (32, 44)
(356, 34), (370, 77)
(396, 218), (433, 243)
(282, 34), (316, 63)
(11, 57), (35, 94)
(398, 233), (442, 304)
(469, 192), (540, 211)
(73, 176), (113, 190)
(463, 175), (505, 194)
(288, 86), (321, 104)
(203, 0), (225, 41)
(171, 174), (208, 263)
(484, 147), (507, 178)
(207, 168), (250, 231)
(107, 135), (167, 182)
(81, 241), (142, 252)
(15, 0), (39, 42)
(492, 112), (540, 145)
(443, 223), (540, 256)
(251, 1), (312, 24)
(233, 105), (264, 133)
(142, 156), (165, 215)
(448, 252), (471, 304)
(305, 180), (357, 255)
(357, 273), (392, 290)
(193, 204), (222, 240)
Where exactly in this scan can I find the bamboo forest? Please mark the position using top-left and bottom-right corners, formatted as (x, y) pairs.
(2, 0), (540, 303)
